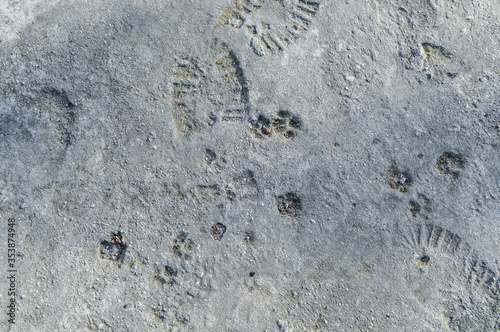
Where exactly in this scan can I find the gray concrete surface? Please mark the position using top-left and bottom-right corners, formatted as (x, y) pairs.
(0, 0), (499, 330)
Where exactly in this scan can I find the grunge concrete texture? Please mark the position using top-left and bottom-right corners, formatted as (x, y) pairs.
(0, 0), (499, 330)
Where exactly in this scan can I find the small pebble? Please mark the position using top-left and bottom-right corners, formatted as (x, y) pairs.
(345, 75), (355, 82)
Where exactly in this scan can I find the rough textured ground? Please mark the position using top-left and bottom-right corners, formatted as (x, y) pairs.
(0, 0), (499, 331)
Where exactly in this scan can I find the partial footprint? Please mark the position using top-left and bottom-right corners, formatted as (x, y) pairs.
(219, 0), (265, 29)
(400, 223), (461, 255)
(444, 255), (500, 331)
(434, 152), (465, 180)
(170, 40), (249, 138)
(219, 0), (321, 56)
(465, 257), (500, 301)
(171, 58), (205, 137)
(212, 40), (250, 122)
(397, 222), (500, 330)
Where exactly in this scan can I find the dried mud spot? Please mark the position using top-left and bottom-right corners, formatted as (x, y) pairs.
(98, 232), (126, 262)
(361, 263), (375, 277)
(398, 40), (458, 79)
(276, 193), (301, 217)
(171, 232), (194, 260)
(434, 152), (464, 179)
(210, 223), (227, 241)
(385, 165), (412, 193)
(219, 0), (321, 56)
(420, 43), (455, 80)
(416, 255), (431, 267)
(407, 194), (431, 219)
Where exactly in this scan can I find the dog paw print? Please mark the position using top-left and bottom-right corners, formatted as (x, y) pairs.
(154, 265), (178, 287)
(407, 194), (431, 219)
(171, 232), (194, 260)
(210, 223), (227, 241)
(272, 110), (301, 139)
(276, 193), (301, 217)
(250, 115), (273, 139)
(99, 232), (126, 261)
(385, 165), (412, 193)
(434, 152), (464, 179)
(250, 111), (301, 139)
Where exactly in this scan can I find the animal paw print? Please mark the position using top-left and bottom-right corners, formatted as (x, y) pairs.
(250, 111), (301, 139)
(250, 115), (273, 139)
(385, 165), (412, 193)
(434, 152), (465, 179)
(219, 0), (321, 56)
(276, 193), (301, 217)
(171, 232), (194, 260)
(99, 232), (127, 262)
(271, 110), (301, 139)
(210, 223), (227, 241)
(407, 194), (431, 219)
(154, 265), (177, 287)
